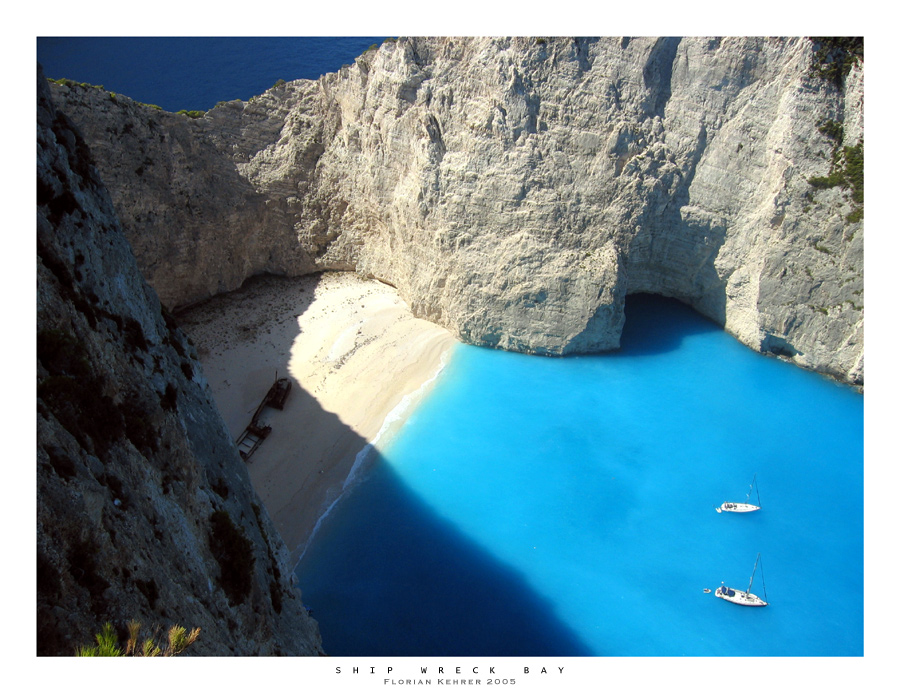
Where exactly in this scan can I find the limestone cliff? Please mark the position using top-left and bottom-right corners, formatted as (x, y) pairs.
(49, 37), (863, 385)
(37, 68), (322, 655)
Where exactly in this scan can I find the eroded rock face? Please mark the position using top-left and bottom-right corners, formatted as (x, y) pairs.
(49, 37), (863, 384)
(37, 68), (322, 656)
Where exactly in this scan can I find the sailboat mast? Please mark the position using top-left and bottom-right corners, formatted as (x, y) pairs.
(748, 552), (760, 594)
(759, 556), (768, 602)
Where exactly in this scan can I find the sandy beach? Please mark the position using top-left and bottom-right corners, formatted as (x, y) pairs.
(178, 271), (456, 564)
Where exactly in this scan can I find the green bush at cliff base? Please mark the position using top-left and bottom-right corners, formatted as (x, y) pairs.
(76, 620), (199, 656)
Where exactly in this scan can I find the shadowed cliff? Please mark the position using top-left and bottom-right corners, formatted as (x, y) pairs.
(36, 66), (322, 655)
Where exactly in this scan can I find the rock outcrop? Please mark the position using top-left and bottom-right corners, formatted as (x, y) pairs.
(37, 68), (322, 655)
(49, 37), (863, 385)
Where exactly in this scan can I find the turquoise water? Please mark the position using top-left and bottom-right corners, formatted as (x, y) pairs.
(295, 294), (864, 656)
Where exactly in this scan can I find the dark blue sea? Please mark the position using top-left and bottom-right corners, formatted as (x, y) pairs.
(37, 37), (384, 112)
(38, 39), (865, 658)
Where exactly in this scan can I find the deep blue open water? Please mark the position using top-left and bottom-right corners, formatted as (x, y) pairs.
(295, 295), (863, 656)
(37, 37), (384, 112)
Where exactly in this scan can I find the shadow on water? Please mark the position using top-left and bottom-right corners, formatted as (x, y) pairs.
(295, 455), (596, 657)
(616, 293), (722, 357)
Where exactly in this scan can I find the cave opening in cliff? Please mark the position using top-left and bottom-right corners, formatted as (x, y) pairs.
(620, 293), (721, 357)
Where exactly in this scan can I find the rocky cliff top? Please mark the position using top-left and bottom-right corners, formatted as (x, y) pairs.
(50, 37), (863, 385)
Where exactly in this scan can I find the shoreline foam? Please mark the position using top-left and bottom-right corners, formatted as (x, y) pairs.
(298, 344), (452, 562)
(178, 271), (456, 565)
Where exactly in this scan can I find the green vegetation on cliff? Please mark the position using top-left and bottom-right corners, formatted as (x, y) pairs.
(808, 117), (863, 222)
(808, 139), (864, 222)
(76, 620), (200, 656)
(810, 37), (863, 88)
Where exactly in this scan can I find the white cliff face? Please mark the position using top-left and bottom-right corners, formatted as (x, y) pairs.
(50, 36), (863, 384)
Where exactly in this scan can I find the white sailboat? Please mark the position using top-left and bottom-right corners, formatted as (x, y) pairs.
(715, 553), (768, 607)
(716, 473), (761, 513)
